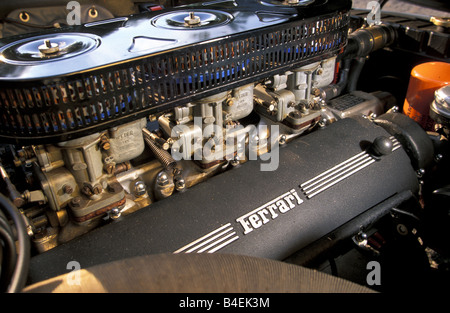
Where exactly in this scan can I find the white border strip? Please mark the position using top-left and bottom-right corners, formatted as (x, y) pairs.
(301, 136), (402, 199)
(173, 223), (239, 254)
(302, 154), (374, 192)
(305, 158), (376, 199)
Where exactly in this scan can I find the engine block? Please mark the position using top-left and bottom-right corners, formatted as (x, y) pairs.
(0, 0), (445, 292)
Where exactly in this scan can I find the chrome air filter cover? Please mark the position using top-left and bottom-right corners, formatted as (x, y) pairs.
(0, 33), (100, 65)
(151, 10), (234, 29)
(0, 0), (351, 144)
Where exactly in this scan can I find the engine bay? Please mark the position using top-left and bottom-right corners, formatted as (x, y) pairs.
(0, 0), (449, 294)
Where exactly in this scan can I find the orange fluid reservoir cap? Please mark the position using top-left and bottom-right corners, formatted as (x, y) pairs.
(403, 62), (450, 130)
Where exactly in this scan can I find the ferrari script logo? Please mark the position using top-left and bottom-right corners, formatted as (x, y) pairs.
(236, 189), (303, 234)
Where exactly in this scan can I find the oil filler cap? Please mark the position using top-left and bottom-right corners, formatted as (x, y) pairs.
(370, 136), (393, 157)
(430, 85), (450, 127)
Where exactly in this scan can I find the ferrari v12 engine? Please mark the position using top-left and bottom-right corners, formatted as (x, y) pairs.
(0, 0), (447, 292)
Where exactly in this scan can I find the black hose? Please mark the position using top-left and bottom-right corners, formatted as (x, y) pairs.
(319, 24), (397, 101)
(0, 217), (17, 291)
(344, 25), (397, 59)
(0, 193), (30, 293)
(319, 58), (351, 101)
(347, 57), (366, 93)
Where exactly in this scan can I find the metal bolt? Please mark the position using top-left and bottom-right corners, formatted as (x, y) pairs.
(70, 196), (82, 208)
(397, 224), (408, 235)
(105, 163), (115, 174)
(175, 178), (186, 191)
(185, 12), (201, 25)
(267, 103), (276, 114)
(26, 225), (34, 237)
(312, 87), (321, 96)
(110, 207), (122, 220)
(100, 136), (111, 150)
(352, 231), (368, 247)
(102, 142), (111, 150)
(134, 181), (147, 196)
(289, 111), (302, 119)
(156, 171), (170, 186)
(355, 232), (368, 243)
(279, 135), (287, 145)
(435, 154), (443, 162)
(92, 184), (103, 195)
(62, 185), (73, 195)
(38, 39), (60, 55)
(287, 101), (296, 108)
(416, 168), (425, 178)
(82, 185), (93, 196)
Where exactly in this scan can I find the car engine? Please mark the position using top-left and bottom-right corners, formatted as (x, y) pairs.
(0, 0), (449, 293)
